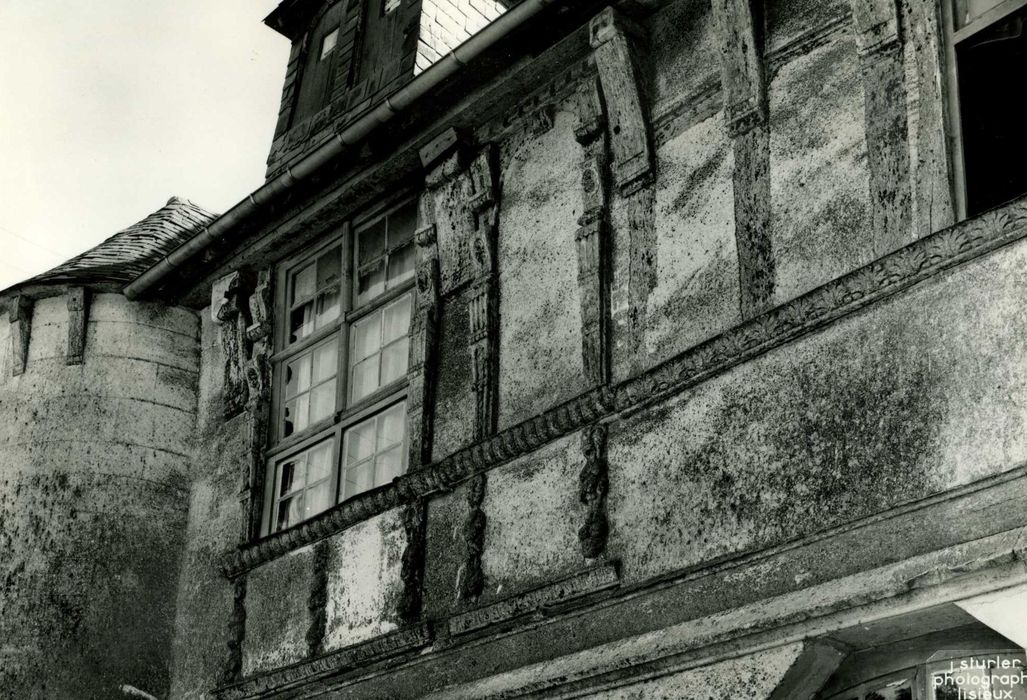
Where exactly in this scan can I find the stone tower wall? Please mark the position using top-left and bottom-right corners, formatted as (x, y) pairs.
(0, 291), (199, 699)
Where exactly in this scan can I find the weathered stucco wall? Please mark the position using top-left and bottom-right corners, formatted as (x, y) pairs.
(497, 104), (589, 429)
(587, 642), (802, 699)
(0, 292), (199, 698)
(479, 432), (586, 602)
(648, 113), (739, 365)
(608, 238), (1027, 582)
(170, 309), (248, 698)
(323, 509), (405, 650)
(768, 29), (874, 305)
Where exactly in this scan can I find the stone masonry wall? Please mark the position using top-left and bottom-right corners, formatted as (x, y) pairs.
(0, 292), (199, 699)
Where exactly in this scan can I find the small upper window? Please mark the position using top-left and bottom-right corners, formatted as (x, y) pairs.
(947, 0), (1027, 218)
(320, 27), (339, 61)
(383, 0), (402, 14)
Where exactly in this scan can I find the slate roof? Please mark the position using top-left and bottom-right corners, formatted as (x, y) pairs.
(19, 197), (216, 289)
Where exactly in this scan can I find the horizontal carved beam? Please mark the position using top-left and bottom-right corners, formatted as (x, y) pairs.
(220, 198), (1027, 578)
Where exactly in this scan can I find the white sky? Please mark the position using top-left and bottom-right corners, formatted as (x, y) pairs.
(0, 1), (291, 290)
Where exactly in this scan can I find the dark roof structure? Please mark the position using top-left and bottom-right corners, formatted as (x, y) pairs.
(17, 197), (216, 290)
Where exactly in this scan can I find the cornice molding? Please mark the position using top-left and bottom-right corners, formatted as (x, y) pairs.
(221, 198), (1027, 578)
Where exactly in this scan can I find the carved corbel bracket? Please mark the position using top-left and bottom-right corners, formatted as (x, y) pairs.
(212, 270), (256, 418)
(589, 7), (654, 196)
(8, 295), (33, 377)
(65, 287), (89, 366)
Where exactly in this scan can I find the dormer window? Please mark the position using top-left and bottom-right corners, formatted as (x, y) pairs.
(320, 27), (339, 60)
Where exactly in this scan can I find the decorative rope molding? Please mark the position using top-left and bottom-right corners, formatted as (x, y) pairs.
(449, 563), (620, 636)
(220, 198), (1027, 578)
(213, 623), (433, 700)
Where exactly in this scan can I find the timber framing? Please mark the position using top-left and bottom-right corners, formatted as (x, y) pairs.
(221, 195), (1027, 579)
(212, 465), (1027, 698)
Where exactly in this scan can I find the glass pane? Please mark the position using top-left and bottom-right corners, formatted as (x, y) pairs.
(380, 338), (409, 386)
(316, 247), (341, 288)
(305, 481), (333, 518)
(357, 219), (387, 266)
(388, 201), (417, 244)
(309, 380), (336, 424)
(278, 458), (305, 497)
(320, 28), (338, 59)
(292, 263), (316, 303)
(284, 394), (310, 435)
(349, 356), (379, 402)
(383, 294), (412, 343)
(313, 342), (338, 383)
(387, 242), (415, 286)
(377, 403), (406, 449)
(345, 417), (377, 464)
(315, 288), (341, 328)
(375, 445), (404, 485)
(286, 354), (312, 398)
(276, 494), (303, 531)
(307, 441), (334, 483)
(290, 301), (314, 344)
(344, 462), (375, 499)
(352, 311), (382, 361)
(357, 260), (385, 304)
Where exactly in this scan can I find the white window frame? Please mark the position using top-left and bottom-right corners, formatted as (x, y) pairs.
(261, 194), (418, 536)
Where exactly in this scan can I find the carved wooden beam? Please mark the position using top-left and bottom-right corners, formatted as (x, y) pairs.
(578, 424), (610, 559)
(9, 295), (33, 377)
(398, 500), (428, 622)
(588, 7), (653, 196)
(851, 0), (912, 253)
(407, 214), (441, 469)
(306, 540), (331, 658)
(221, 576), (247, 686)
(65, 287), (88, 366)
(575, 81), (612, 388)
(712, 0), (776, 319)
(212, 270), (254, 419)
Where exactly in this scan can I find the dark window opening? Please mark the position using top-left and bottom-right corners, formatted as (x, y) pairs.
(955, 4), (1027, 217)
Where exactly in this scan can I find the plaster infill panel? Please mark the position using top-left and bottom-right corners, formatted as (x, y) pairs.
(647, 112), (739, 367)
(241, 545), (316, 677)
(497, 106), (588, 430)
(480, 431), (586, 602)
(769, 34), (874, 306)
(323, 508), (405, 651)
(608, 237), (1027, 583)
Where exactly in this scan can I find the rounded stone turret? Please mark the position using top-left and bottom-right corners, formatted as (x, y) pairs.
(0, 198), (212, 698)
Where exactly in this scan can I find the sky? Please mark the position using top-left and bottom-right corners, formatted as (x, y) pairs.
(0, 1), (292, 290)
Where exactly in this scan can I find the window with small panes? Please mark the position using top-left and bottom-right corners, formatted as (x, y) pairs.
(263, 197), (418, 535)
